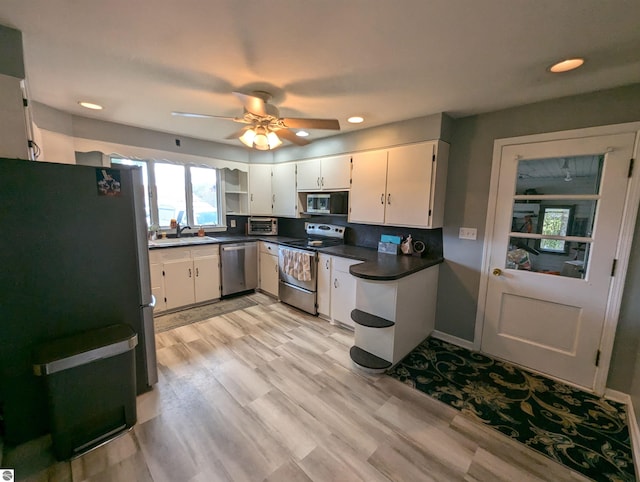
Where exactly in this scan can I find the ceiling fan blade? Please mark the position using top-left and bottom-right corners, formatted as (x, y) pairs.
(232, 92), (268, 117)
(171, 111), (249, 123)
(225, 126), (252, 140)
(275, 128), (311, 146)
(281, 118), (340, 130)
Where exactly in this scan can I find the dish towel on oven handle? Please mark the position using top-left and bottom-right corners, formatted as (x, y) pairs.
(282, 248), (312, 281)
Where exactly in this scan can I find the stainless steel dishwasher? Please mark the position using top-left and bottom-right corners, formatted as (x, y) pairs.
(220, 242), (258, 296)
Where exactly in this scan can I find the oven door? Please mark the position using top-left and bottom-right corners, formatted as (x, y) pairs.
(278, 246), (317, 292)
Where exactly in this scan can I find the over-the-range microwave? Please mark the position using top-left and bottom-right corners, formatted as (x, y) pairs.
(306, 192), (348, 214)
(248, 217), (278, 235)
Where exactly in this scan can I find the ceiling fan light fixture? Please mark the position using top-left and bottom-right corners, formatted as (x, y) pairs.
(239, 129), (257, 148)
(267, 131), (282, 149)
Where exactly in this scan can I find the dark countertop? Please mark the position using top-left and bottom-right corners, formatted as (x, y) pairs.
(149, 234), (443, 281)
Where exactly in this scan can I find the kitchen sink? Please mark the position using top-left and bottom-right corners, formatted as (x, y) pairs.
(148, 236), (219, 247)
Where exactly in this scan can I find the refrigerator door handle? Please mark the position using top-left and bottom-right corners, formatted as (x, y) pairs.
(142, 295), (156, 309)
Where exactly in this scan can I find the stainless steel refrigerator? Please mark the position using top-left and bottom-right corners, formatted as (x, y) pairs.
(0, 158), (158, 445)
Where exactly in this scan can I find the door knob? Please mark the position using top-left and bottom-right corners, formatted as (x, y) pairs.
(492, 268), (502, 276)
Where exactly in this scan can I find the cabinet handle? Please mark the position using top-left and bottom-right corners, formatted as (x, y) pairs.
(317, 177), (320, 186)
(334, 278), (338, 288)
(188, 268), (192, 278)
(387, 193), (391, 205)
(251, 193), (253, 201)
(326, 259), (330, 269)
(275, 264), (278, 273)
(321, 177), (324, 187)
(196, 267), (199, 277)
(272, 194), (275, 202)
(380, 193), (384, 204)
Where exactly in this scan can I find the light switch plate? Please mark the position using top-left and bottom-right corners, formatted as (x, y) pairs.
(230, 219), (236, 228)
(459, 227), (477, 240)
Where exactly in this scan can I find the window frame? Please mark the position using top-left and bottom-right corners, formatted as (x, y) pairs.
(111, 157), (224, 230)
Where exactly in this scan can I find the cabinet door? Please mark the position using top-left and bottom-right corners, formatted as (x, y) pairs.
(259, 253), (279, 297)
(385, 142), (435, 227)
(331, 269), (356, 328)
(272, 163), (297, 217)
(297, 159), (322, 191)
(194, 255), (221, 303)
(149, 262), (166, 312)
(163, 259), (195, 310)
(249, 164), (273, 215)
(321, 155), (351, 190)
(317, 254), (332, 318)
(349, 149), (388, 224)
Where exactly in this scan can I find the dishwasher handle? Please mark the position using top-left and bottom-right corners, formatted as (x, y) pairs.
(222, 245), (247, 252)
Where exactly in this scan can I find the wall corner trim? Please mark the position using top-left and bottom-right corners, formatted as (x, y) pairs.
(431, 330), (475, 351)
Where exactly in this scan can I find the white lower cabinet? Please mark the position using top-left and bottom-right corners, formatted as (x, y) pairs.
(353, 265), (439, 366)
(149, 245), (221, 313)
(258, 241), (279, 297)
(329, 256), (360, 329)
(317, 253), (332, 318)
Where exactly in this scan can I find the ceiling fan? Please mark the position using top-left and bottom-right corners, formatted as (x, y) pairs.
(172, 91), (340, 150)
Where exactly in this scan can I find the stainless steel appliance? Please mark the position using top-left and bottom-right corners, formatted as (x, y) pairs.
(248, 217), (278, 235)
(306, 192), (348, 214)
(221, 242), (258, 296)
(0, 158), (157, 445)
(278, 223), (345, 314)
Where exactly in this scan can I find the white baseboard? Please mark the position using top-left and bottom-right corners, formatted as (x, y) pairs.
(431, 330), (475, 351)
(604, 389), (640, 481)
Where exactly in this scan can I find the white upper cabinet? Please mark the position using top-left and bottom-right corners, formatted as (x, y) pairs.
(249, 163), (298, 217)
(385, 143), (435, 227)
(249, 164), (273, 215)
(297, 155), (351, 191)
(349, 149), (388, 225)
(296, 159), (322, 191)
(349, 141), (449, 228)
(272, 163), (297, 217)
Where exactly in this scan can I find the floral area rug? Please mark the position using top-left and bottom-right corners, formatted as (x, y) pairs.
(387, 337), (635, 481)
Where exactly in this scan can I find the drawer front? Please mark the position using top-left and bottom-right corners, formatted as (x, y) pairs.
(260, 241), (279, 255)
(332, 256), (361, 273)
(190, 245), (220, 257)
(157, 246), (192, 262)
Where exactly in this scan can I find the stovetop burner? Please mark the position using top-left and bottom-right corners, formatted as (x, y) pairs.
(283, 222), (346, 249)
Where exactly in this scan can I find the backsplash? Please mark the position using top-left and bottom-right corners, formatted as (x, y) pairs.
(225, 215), (443, 257)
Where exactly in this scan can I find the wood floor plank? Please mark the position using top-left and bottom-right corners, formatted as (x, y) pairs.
(19, 296), (602, 482)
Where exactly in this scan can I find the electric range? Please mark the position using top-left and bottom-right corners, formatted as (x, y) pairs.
(278, 223), (346, 315)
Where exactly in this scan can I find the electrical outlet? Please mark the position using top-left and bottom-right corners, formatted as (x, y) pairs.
(230, 219), (236, 228)
(459, 227), (477, 240)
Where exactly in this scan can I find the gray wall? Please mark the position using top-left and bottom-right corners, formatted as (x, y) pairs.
(30, 102), (249, 163)
(435, 83), (640, 395)
(270, 113), (451, 162)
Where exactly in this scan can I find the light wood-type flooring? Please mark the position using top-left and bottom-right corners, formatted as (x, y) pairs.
(14, 293), (590, 481)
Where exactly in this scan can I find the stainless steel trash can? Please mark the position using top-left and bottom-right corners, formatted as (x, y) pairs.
(32, 324), (138, 460)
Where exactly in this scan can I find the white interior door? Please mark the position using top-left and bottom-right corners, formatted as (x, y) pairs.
(482, 133), (635, 389)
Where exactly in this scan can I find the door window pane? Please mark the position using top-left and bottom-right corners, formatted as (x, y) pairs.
(506, 154), (603, 278)
(155, 163), (186, 227)
(516, 155), (603, 195)
(190, 166), (219, 226)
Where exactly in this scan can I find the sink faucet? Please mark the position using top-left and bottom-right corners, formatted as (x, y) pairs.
(176, 223), (191, 237)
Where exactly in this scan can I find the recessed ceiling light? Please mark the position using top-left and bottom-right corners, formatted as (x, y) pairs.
(296, 130), (309, 137)
(347, 116), (364, 124)
(548, 58), (585, 73)
(79, 101), (103, 110)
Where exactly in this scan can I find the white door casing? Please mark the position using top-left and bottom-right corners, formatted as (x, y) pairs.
(478, 125), (640, 392)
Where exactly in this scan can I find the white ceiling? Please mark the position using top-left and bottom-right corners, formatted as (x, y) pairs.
(1, 0), (639, 148)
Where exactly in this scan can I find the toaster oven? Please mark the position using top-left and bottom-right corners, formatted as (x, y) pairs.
(248, 217), (278, 235)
